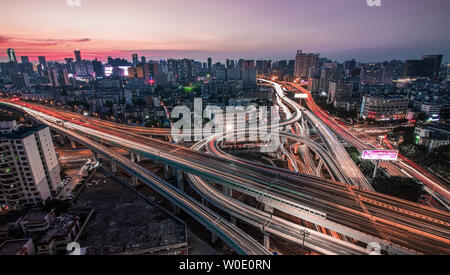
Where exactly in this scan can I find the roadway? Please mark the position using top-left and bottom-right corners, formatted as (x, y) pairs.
(287, 82), (450, 206)
(2, 91), (450, 255)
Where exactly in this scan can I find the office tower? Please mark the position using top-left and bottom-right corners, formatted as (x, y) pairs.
(360, 65), (383, 85)
(294, 50), (319, 79)
(319, 68), (343, 94)
(92, 59), (104, 77)
(74, 49), (82, 63)
(65, 58), (74, 74)
(327, 82), (353, 105)
(360, 96), (409, 121)
(241, 60), (255, 70)
(307, 77), (320, 94)
(207, 57), (212, 72)
(19, 57), (33, 75)
(404, 54), (443, 81)
(38, 56), (47, 70)
(21, 56), (30, 64)
(141, 56), (147, 64)
(48, 69), (60, 87)
(58, 68), (70, 86)
(242, 68), (257, 88)
(7, 48), (17, 64)
(12, 73), (31, 89)
(422, 55), (443, 81)
(0, 121), (61, 209)
(226, 59), (232, 69)
(132, 53), (139, 66)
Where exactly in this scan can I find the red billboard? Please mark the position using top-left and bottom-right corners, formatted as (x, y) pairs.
(361, 150), (399, 161)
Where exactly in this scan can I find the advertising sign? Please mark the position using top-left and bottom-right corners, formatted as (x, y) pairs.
(361, 150), (398, 161)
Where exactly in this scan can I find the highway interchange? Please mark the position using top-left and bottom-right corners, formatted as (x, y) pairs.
(1, 79), (449, 255)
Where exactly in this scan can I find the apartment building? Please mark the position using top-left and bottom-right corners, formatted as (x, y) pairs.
(0, 121), (60, 210)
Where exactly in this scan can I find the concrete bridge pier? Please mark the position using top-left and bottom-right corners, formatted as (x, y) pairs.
(230, 215), (236, 225)
(176, 169), (184, 192)
(131, 176), (138, 187)
(223, 186), (233, 197)
(111, 162), (117, 174)
(263, 204), (273, 250)
(263, 232), (270, 250)
(172, 204), (181, 215)
(164, 165), (169, 179)
(69, 138), (76, 149)
(211, 232), (218, 243)
(93, 152), (98, 162)
(58, 134), (65, 146)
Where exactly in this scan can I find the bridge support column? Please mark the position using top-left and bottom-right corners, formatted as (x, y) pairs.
(130, 152), (136, 163)
(264, 204), (273, 214)
(172, 204), (180, 215)
(131, 176), (138, 187)
(69, 138), (76, 149)
(211, 232), (218, 243)
(58, 134), (65, 146)
(164, 165), (169, 179)
(93, 152), (98, 162)
(111, 162), (117, 174)
(136, 154), (141, 163)
(176, 169), (184, 192)
(224, 186), (233, 197)
(263, 232), (270, 250)
(230, 215), (236, 225)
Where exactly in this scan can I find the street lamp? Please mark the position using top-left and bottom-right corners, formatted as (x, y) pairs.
(299, 229), (310, 254)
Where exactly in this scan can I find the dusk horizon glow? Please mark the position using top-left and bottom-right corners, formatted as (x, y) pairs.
(1, 0), (449, 63)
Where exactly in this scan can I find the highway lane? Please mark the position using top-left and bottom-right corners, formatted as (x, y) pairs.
(186, 140), (370, 255)
(261, 79), (372, 190)
(3, 96), (450, 254)
(3, 102), (270, 255)
(288, 82), (450, 204)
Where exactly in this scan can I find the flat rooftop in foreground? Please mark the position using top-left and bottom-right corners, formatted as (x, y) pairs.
(72, 172), (187, 255)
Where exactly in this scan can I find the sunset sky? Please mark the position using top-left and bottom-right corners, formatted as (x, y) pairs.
(1, 0), (449, 63)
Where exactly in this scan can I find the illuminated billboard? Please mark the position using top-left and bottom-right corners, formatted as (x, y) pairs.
(361, 150), (398, 161)
(294, 93), (308, 99)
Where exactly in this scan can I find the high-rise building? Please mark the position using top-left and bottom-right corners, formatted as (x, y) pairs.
(294, 50), (319, 79)
(141, 56), (146, 64)
(92, 59), (104, 78)
(360, 96), (409, 121)
(58, 68), (70, 86)
(132, 54), (139, 66)
(360, 65), (383, 85)
(404, 54), (443, 81)
(65, 58), (74, 74)
(242, 68), (257, 88)
(20, 56), (30, 64)
(38, 56), (47, 70)
(74, 49), (82, 63)
(12, 73), (31, 89)
(0, 121), (61, 210)
(7, 49), (17, 64)
(327, 82), (354, 107)
(207, 57), (212, 72)
(48, 69), (60, 87)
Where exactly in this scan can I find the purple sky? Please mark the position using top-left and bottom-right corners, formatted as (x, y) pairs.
(1, 0), (449, 62)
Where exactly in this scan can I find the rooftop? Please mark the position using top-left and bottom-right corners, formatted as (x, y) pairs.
(0, 239), (30, 255)
(72, 172), (187, 255)
(0, 124), (48, 140)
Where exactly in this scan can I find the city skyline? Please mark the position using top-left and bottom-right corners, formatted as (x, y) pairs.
(1, 0), (449, 63)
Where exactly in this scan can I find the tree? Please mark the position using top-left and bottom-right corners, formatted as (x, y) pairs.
(373, 177), (425, 203)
